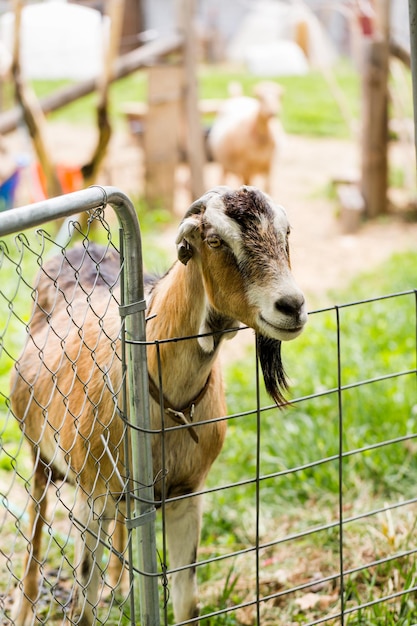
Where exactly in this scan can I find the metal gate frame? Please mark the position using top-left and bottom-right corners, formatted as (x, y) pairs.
(0, 185), (160, 626)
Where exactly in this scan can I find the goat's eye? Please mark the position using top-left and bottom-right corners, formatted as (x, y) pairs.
(207, 235), (222, 249)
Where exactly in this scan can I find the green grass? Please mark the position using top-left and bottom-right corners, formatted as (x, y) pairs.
(23, 60), (361, 138)
(21, 57), (411, 144)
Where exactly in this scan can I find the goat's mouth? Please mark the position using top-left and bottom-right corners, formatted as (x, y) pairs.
(259, 315), (305, 341)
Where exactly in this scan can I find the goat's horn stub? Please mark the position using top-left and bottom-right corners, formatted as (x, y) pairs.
(184, 186), (232, 218)
(177, 187), (235, 264)
(256, 334), (289, 407)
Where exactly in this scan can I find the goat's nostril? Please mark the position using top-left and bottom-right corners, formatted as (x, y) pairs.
(275, 293), (305, 316)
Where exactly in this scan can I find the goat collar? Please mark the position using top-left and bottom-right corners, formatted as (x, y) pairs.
(148, 374), (212, 444)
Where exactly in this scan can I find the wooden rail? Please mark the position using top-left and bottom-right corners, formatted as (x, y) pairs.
(0, 33), (183, 135)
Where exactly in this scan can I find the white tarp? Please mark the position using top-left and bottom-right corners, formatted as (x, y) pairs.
(0, 1), (108, 80)
(227, 0), (336, 76)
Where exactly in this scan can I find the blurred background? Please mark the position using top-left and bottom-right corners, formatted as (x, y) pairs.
(1, 4), (417, 624)
(0, 0), (415, 300)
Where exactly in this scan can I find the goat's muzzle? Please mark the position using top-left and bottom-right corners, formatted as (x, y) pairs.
(257, 288), (307, 342)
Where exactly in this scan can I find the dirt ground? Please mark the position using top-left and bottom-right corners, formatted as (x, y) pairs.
(3, 123), (417, 303)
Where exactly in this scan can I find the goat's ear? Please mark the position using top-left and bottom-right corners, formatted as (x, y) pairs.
(175, 214), (201, 265)
(177, 239), (193, 265)
(176, 188), (231, 265)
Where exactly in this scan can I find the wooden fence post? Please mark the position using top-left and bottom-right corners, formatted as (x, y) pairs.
(144, 65), (182, 211)
(177, 0), (205, 199)
(360, 38), (389, 217)
(360, 0), (390, 218)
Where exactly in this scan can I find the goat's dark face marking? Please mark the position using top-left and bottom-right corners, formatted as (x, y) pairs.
(177, 186), (307, 343)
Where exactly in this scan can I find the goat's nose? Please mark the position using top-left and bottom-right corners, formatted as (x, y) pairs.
(275, 292), (305, 317)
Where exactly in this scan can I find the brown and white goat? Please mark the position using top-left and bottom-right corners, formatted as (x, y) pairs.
(10, 185), (307, 625)
(208, 82), (284, 193)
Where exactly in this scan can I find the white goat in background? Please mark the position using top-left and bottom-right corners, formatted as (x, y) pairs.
(10, 185), (307, 625)
(208, 82), (284, 193)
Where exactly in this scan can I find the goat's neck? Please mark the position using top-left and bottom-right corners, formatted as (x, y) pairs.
(252, 111), (270, 136)
(146, 261), (236, 405)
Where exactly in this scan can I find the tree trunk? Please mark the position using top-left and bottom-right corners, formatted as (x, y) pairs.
(12, 0), (62, 198)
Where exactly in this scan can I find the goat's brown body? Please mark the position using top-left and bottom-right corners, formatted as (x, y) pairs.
(10, 186), (307, 625)
(12, 248), (124, 498)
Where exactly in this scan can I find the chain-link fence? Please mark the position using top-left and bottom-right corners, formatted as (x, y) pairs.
(0, 186), (416, 626)
(0, 187), (159, 626)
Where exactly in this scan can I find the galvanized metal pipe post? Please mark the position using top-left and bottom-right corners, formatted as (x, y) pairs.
(110, 188), (161, 626)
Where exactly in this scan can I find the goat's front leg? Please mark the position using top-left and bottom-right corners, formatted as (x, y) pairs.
(70, 496), (110, 626)
(165, 494), (202, 622)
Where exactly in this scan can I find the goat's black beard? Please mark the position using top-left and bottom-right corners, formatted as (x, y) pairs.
(256, 334), (289, 407)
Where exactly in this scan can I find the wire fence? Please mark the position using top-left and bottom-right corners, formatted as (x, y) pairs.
(0, 188), (416, 626)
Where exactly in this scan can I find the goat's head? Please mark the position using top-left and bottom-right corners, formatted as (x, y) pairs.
(254, 81), (283, 118)
(176, 186), (307, 404)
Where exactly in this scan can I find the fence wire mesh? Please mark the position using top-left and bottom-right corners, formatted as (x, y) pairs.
(0, 187), (159, 626)
(0, 214), (129, 623)
(154, 291), (417, 626)
(0, 189), (416, 626)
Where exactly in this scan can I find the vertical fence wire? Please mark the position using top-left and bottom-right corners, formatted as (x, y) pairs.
(255, 339), (262, 626)
(336, 305), (345, 626)
(155, 339), (170, 626)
